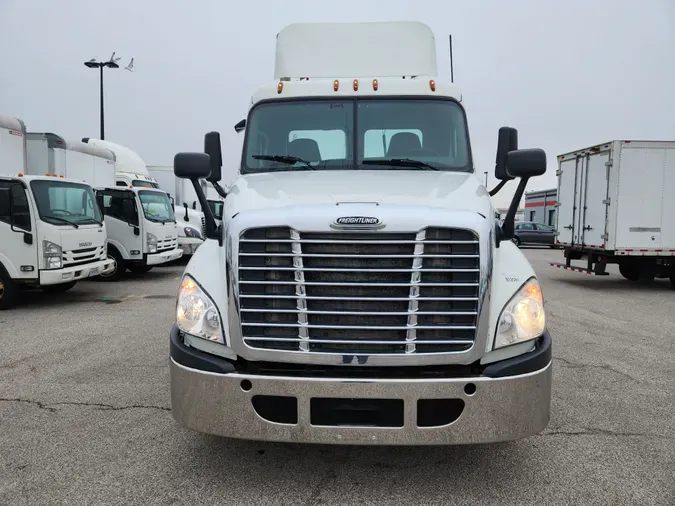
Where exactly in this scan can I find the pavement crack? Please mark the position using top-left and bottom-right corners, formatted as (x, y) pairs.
(541, 427), (672, 439)
(0, 398), (170, 413)
(554, 356), (637, 381)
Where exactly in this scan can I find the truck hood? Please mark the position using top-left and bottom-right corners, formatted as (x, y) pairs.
(224, 170), (493, 219)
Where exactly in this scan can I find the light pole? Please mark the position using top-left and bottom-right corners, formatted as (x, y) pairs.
(84, 53), (122, 140)
(484, 171), (488, 187)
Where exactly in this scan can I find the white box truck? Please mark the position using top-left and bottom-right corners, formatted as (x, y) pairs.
(0, 117), (114, 309)
(80, 138), (198, 262)
(146, 165), (207, 256)
(550, 140), (675, 286)
(30, 133), (184, 280)
(168, 21), (552, 445)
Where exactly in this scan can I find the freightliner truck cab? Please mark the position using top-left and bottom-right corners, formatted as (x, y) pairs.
(167, 21), (552, 445)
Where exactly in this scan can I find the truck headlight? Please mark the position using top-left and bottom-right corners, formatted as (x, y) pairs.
(176, 275), (223, 343)
(43, 240), (62, 270)
(183, 226), (203, 240)
(494, 278), (545, 349)
(147, 232), (158, 253)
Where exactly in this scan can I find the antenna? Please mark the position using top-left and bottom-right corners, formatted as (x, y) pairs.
(449, 35), (454, 83)
(124, 57), (135, 72)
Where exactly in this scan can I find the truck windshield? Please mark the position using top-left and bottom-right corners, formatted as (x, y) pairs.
(242, 98), (472, 173)
(207, 200), (223, 219)
(132, 180), (159, 188)
(138, 190), (176, 223)
(30, 180), (102, 226)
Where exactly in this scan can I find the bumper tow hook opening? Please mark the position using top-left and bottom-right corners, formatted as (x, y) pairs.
(464, 383), (477, 396)
(240, 379), (252, 392)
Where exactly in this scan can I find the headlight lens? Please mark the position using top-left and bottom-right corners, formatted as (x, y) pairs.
(494, 278), (545, 349)
(176, 275), (223, 343)
(42, 240), (62, 269)
(147, 232), (158, 253)
(183, 226), (203, 240)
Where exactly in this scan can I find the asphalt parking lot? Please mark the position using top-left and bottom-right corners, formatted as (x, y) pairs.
(1, 248), (673, 506)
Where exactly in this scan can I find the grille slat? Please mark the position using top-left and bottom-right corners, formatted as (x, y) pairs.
(238, 226), (480, 355)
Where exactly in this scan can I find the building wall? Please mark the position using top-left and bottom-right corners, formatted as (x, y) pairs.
(524, 188), (557, 226)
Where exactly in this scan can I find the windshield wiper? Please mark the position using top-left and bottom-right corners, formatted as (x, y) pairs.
(252, 154), (315, 170)
(78, 217), (103, 226)
(44, 216), (79, 228)
(361, 158), (440, 171)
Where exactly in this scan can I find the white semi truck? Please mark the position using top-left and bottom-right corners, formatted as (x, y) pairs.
(80, 138), (204, 259)
(0, 117), (114, 309)
(550, 140), (675, 286)
(168, 21), (552, 445)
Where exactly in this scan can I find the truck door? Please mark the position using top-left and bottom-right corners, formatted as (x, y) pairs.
(97, 189), (143, 258)
(556, 157), (579, 245)
(580, 149), (611, 248)
(0, 181), (38, 280)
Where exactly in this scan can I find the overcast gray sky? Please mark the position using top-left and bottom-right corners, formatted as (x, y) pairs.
(1, 0), (673, 208)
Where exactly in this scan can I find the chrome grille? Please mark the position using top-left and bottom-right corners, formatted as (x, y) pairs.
(237, 227), (480, 355)
(63, 246), (106, 267)
(157, 237), (177, 253)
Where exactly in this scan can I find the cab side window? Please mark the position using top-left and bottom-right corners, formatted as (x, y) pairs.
(0, 181), (32, 231)
(100, 191), (139, 226)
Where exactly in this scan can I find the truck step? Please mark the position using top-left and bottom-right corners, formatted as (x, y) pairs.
(549, 262), (609, 275)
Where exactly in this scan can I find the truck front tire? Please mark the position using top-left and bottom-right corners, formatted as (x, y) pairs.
(0, 270), (18, 310)
(97, 248), (126, 282)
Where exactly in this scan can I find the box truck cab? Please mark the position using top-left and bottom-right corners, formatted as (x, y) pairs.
(95, 185), (184, 279)
(81, 138), (195, 263)
(168, 22), (552, 445)
(0, 117), (114, 309)
(146, 165), (207, 256)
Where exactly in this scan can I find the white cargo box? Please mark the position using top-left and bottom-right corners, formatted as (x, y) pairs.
(555, 140), (675, 255)
(26, 133), (116, 188)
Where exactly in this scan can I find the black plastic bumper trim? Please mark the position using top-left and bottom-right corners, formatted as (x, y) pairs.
(482, 330), (552, 378)
(170, 324), (235, 374)
(170, 325), (552, 379)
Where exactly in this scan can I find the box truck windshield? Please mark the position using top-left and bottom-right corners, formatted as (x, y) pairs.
(139, 190), (176, 223)
(243, 98), (471, 173)
(30, 180), (102, 226)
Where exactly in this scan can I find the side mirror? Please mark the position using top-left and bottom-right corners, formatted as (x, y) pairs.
(494, 127), (518, 181)
(505, 149), (547, 178)
(204, 131), (223, 183)
(234, 119), (246, 133)
(174, 152), (211, 180)
(95, 194), (105, 214)
(0, 188), (11, 217)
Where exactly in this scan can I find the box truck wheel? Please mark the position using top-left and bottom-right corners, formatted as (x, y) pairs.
(98, 247), (126, 282)
(0, 269), (18, 310)
(619, 261), (639, 281)
(41, 281), (77, 293)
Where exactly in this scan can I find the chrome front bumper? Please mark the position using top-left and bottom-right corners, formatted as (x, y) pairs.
(170, 327), (552, 445)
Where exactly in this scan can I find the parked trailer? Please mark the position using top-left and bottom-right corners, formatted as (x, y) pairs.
(551, 140), (675, 286)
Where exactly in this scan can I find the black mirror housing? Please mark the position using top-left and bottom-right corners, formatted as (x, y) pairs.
(0, 187), (11, 217)
(204, 131), (223, 183)
(234, 119), (246, 133)
(174, 152), (211, 180)
(505, 148), (547, 178)
(494, 127), (518, 181)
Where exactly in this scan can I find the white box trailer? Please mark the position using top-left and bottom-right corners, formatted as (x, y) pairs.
(550, 140), (675, 286)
